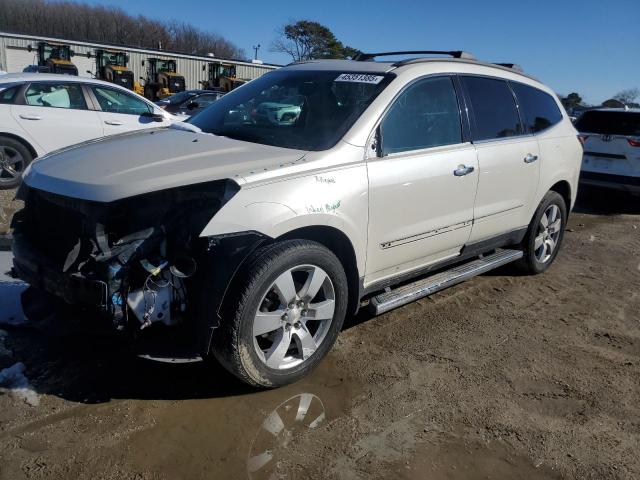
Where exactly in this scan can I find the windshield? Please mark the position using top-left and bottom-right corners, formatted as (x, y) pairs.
(576, 111), (640, 136)
(189, 70), (394, 151)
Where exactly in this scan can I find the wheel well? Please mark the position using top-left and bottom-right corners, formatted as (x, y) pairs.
(549, 180), (572, 213)
(278, 226), (361, 315)
(0, 132), (38, 159)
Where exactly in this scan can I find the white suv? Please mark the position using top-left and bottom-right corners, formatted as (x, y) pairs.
(11, 51), (582, 387)
(0, 73), (175, 189)
(576, 108), (640, 194)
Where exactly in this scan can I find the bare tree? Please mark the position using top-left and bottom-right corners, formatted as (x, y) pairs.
(613, 88), (640, 106)
(0, 0), (246, 59)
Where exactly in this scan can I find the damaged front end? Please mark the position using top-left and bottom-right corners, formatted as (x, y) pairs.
(11, 180), (264, 357)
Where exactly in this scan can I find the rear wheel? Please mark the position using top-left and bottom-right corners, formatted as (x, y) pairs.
(212, 240), (348, 388)
(0, 136), (33, 190)
(519, 191), (567, 274)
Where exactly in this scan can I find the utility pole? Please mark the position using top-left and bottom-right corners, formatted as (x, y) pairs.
(252, 44), (260, 61)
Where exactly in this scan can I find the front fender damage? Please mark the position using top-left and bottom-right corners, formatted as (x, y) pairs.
(11, 180), (268, 358)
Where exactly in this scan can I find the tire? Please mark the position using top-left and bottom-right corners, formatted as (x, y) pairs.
(518, 191), (567, 274)
(211, 240), (348, 388)
(0, 136), (33, 190)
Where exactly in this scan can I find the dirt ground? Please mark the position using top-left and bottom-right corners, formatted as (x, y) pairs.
(0, 186), (638, 480)
(0, 188), (21, 235)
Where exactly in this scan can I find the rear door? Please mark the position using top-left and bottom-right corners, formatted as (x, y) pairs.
(576, 110), (640, 178)
(89, 85), (171, 136)
(11, 81), (104, 153)
(460, 76), (540, 243)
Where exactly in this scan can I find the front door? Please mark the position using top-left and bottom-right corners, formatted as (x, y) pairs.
(365, 75), (479, 286)
(11, 81), (103, 153)
(89, 85), (171, 136)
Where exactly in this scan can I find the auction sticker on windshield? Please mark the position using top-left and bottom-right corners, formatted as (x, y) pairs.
(335, 73), (384, 84)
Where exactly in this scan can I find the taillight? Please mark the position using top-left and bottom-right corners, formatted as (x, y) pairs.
(628, 138), (640, 147)
(578, 134), (589, 146)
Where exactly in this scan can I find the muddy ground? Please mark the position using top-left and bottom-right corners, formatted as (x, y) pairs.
(0, 187), (638, 480)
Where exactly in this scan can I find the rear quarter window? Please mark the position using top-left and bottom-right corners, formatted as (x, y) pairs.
(461, 76), (521, 141)
(575, 111), (640, 136)
(511, 83), (563, 134)
(0, 84), (21, 104)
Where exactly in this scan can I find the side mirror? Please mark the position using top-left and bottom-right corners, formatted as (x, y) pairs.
(86, 52), (92, 59)
(86, 70), (92, 76)
(141, 111), (165, 122)
(27, 45), (33, 53)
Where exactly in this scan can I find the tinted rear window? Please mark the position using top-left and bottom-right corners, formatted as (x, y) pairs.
(462, 76), (521, 141)
(575, 111), (640, 136)
(511, 83), (563, 134)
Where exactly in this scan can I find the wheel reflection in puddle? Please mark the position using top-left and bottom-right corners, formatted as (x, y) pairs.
(247, 393), (325, 478)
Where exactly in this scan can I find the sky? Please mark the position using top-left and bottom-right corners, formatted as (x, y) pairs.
(81, 0), (639, 105)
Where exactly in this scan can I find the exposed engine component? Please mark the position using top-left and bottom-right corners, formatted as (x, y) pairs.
(12, 180), (239, 338)
(127, 263), (188, 330)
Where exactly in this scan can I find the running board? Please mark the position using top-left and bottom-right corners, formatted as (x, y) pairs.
(370, 249), (523, 315)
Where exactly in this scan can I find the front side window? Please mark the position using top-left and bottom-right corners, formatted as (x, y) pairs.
(24, 83), (87, 109)
(189, 70), (394, 151)
(91, 86), (151, 115)
(462, 76), (521, 141)
(511, 83), (563, 134)
(380, 76), (462, 155)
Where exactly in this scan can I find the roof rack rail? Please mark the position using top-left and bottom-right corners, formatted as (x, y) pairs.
(493, 63), (524, 73)
(353, 50), (476, 62)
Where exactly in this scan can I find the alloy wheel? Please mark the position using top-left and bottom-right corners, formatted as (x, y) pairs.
(534, 204), (562, 263)
(0, 146), (25, 185)
(252, 264), (336, 370)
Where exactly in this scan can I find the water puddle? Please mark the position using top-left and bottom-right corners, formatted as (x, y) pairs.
(124, 355), (358, 479)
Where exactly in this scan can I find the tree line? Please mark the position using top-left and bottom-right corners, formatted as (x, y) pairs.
(0, 0), (246, 59)
(560, 88), (640, 111)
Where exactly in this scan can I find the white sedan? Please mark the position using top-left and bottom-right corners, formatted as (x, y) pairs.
(0, 73), (177, 189)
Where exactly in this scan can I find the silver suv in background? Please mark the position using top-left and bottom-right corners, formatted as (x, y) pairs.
(577, 108), (640, 194)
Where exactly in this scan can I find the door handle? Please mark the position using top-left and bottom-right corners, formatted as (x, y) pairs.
(105, 120), (124, 126)
(19, 114), (42, 120)
(453, 165), (475, 176)
(524, 153), (539, 163)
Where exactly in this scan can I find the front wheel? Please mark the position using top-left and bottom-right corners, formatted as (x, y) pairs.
(212, 240), (348, 388)
(519, 191), (567, 274)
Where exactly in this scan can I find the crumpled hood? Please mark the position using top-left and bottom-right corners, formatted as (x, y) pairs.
(23, 129), (306, 202)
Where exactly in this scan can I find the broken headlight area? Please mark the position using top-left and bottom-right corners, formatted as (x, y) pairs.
(12, 180), (240, 335)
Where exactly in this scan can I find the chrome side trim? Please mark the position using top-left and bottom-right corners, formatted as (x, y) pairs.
(473, 204), (523, 221)
(380, 220), (472, 250)
(370, 249), (523, 315)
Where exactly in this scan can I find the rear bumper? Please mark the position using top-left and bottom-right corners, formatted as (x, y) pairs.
(579, 171), (640, 194)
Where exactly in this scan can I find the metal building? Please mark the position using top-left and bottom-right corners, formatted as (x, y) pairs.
(0, 31), (279, 88)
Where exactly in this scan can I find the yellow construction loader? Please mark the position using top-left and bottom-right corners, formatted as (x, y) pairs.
(200, 61), (247, 93)
(91, 49), (139, 91)
(27, 41), (78, 75)
(142, 58), (186, 101)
